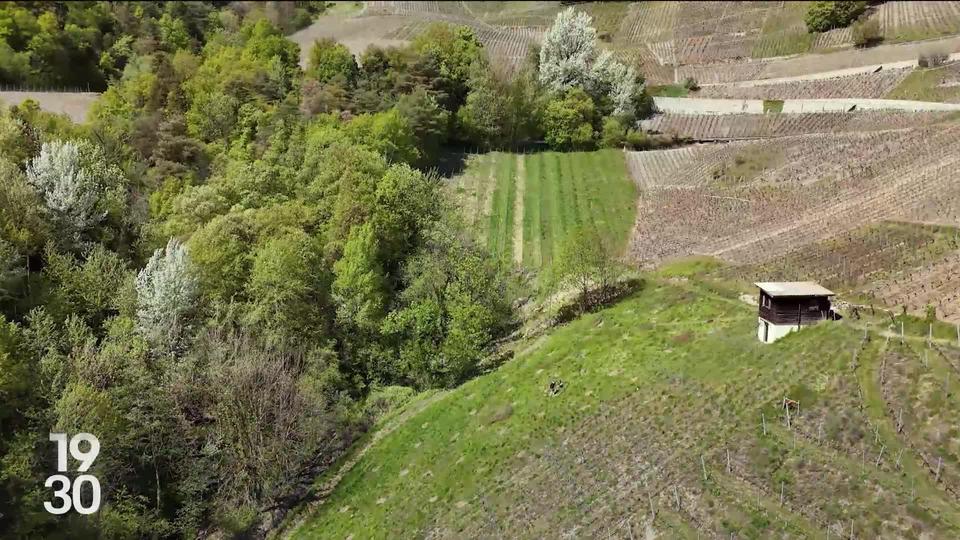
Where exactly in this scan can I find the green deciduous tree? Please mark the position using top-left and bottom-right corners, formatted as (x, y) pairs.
(553, 225), (618, 313)
(332, 222), (386, 333)
(306, 38), (358, 85)
(543, 88), (595, 150)
(805, 1), (867, 32)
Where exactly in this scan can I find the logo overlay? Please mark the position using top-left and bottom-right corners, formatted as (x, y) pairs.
(45, 433), (101, 515)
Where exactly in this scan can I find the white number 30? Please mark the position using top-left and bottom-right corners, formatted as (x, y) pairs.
(45, 433), (102, 515)
(43, 474), (101, 515)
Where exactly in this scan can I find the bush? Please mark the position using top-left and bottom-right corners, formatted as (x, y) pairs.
(918, 51), (949, 68)
(600, 116), (627, 148)
(805, 1), (867, 32)
(851, 18), (881, 47)
(682, 77), (700, 91)
(365, 385), (417, 423)
(543, 88), (596, 150)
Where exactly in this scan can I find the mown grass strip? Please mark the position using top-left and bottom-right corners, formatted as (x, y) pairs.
(522, 153), (542, 268)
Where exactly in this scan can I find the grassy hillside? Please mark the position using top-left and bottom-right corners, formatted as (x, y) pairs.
(289, 270), (960, 538)
(449, 150), (638, 269)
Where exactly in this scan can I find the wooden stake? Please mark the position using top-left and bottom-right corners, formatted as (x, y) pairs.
(701, 455), (707, 481)
(762, 412), (766, 435)
(875, 445), (885, 467)
(779, 481), (784, 505)
(818, 421), (823, 443)
(895, 448), (904, 470)
(936, 457), (942, 482)
(897, 408), (903, 433)
(674, 485), (681, 509)
(648, 491), (655, 518)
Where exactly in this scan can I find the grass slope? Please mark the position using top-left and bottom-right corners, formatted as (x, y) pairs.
(450, 150), (637, 269)
(292, 272), (960, 538)
(887, 65), (960, 103)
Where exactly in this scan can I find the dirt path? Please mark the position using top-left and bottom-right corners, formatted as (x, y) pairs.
(281, 390), (450, 538)
(287, 13), (411, 66)
(513, 154), (526, 266)
(0, 91), (100, 122)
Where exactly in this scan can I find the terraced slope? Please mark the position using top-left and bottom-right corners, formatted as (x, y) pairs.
(718, 221), (960, 322)
(641, 110), (957, 140)
(448, 150), (637, 269)
(289, 277), (960, 538)
(628, 123), (960, 267)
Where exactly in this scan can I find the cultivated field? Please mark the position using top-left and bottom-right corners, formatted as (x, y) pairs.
(628, 123), (960, 264)
(290, 276), (960, 538)
(449, 150), (637, 269)
(874, 1), (960, 43)
(718, 221), (960, 322)
(696, 69), (913, 100)
(641, 110), (957, 140)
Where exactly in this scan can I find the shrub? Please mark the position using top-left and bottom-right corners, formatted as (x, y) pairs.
(683, 77), (700, 91)
(763, 99), (784, 114)
(600, 116), (627, 148)
(805, 1), (867, 32)
(918, 51), (949, 68)
(851, 18), (881, 48)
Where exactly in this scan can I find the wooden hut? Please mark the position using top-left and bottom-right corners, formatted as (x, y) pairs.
(755, 282), (835, 343)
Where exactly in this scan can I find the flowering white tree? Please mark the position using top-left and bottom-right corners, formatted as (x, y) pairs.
(539, 8), (599, 92)
(25, 140), (101, 235)
(540, 8), (641, 116)
(25, 140), (124, 245)
(136, 238), (199, 347)
(590, 50), (640, 115)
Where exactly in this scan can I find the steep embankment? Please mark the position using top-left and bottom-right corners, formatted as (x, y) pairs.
(288, 274), (960, 538)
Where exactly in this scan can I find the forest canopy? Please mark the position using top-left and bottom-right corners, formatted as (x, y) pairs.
(0, 3), (649, 537)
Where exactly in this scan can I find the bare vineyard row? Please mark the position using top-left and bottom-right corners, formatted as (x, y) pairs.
(875, 1), (960, 38)
(435, 336), (959, 537)
(641, 110), (953, 140)
(629, 124), (960, 268)
(695, 69), (911, 100)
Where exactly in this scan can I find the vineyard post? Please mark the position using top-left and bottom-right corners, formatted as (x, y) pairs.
(726, 449), (731, 473)
(673, 485), (680, 509)
(648, 490), (655, 518)
(895, 448), (904, 469)
(762, 412), (766, 435)
(936, 457), (942, 482)
(875, 445), (885, 467)
(779, 481), (784, 506)
(700, 455), (707, 481)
